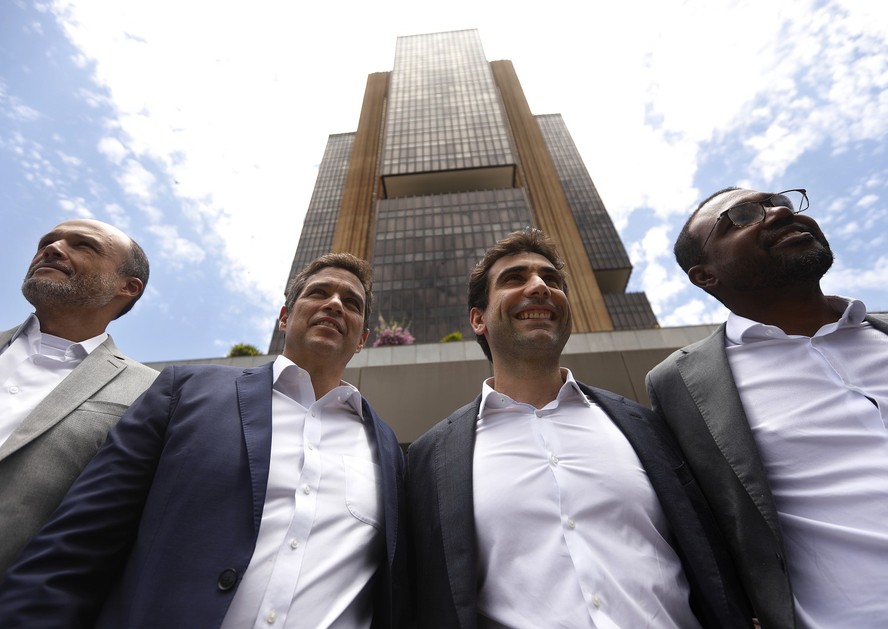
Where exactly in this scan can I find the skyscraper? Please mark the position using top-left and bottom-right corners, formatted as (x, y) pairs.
(269, 29), (656, 353)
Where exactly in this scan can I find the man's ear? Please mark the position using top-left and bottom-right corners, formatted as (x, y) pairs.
(355, 328), (370, 353)
(688, 264), (718, 290)
(470, 307), (486, 336)
(118, 276), (143, 299)
(278, 306), (289, 332)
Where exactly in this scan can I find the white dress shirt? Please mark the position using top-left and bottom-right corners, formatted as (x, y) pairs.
(0, 314), (107, 446)
(472, 369), (699, 629)
(220, 355), (384, 629)
(725, 297), (888, 628)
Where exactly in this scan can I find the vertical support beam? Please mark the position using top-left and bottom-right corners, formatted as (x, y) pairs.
(490, 60), (613, 332)
(332, 72), (389, 259)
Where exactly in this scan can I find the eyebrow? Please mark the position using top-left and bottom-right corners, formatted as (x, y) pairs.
(38, 231), (104, 250)
(494, 264), (560, 284)
(304, 280), (365, 305)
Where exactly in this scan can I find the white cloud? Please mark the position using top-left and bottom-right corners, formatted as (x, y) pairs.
(58, 195), (94, 217)
(104, 202), (129, 228)
(97, 136), (127, 164)
(822, 256), (888, 295)
(146, 223), (206, 266)
(56, 150), (81, 166)
(117, 158), (156, 202)
(660, 297), (729, 328)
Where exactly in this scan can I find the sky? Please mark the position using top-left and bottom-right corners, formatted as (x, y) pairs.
(1, 0), (887, 363)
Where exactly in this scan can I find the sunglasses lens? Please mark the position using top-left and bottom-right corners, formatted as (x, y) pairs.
(727, 203), (763, 226)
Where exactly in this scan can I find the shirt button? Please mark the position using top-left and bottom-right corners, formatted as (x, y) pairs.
(535, 410), (542, 418)
(289, 538), (299, 550)
(266, 610), (277, 624)
(9, 386), (20, 395)
(567, 519), (576, 530)
(311, 410), (316, 417)
(550, 454), (559, 465)
(303, 485), (311, 495)
(591, 594), (602, 608)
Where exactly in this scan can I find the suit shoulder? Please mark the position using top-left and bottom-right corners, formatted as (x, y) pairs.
(118, 358), (160, 384)
(648, 326), (726, 379)
(866, 312), (888, 326)
(409, 397), (479, 454)
(150, 362), (272, 391)
(578, 381), (654, 416)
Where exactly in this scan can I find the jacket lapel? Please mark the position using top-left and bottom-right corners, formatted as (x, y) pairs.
(675, 327), (782, 537)
(0, 337), (126, 461)
(235, 364), (274, 536)
(437, 398), (481, 626)
(363, 399), (401, 568)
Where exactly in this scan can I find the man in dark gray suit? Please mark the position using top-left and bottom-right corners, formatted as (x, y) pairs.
(408, 228), (749, 629)
(0, 218), (157, 576)
(647, 187), (888, 629)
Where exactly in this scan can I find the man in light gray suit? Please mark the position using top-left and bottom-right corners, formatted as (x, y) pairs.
(647, 186), (888, 629)
(0, 218), (157, 577)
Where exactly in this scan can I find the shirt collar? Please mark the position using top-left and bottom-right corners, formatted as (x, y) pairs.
(272, 354), (364, 419)
(14, 314), (107, 359)
(479, 367), (590, 416)
(725, 296), (867, 344)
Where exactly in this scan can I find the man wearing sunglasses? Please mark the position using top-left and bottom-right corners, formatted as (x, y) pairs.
(646, 187), (888, 629)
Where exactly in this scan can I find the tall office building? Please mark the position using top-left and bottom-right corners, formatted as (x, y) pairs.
(269, 29), (656, 353)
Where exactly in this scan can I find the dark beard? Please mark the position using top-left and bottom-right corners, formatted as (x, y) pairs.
(22, 272), (119, 310)
(731, 239), (834, 292)
(770, 245), (834, 286)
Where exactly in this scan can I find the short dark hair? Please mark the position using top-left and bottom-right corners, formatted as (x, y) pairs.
(468, 228), (567, 361)
(114, 238), (149, 319)
(284, 253), (374, 329)
(674, 186), (739, 273)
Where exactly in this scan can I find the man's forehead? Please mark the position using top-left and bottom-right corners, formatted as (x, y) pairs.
(491, 251), (556, 274)
(305, 267), (365, 295)
(47, 219), (127, 243)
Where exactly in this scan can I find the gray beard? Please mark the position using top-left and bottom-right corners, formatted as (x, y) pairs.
(22, 271), (120, 310)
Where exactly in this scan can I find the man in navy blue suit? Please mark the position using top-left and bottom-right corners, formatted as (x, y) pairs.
(0, 253), (407, 629)
(408, 229), (750, 628)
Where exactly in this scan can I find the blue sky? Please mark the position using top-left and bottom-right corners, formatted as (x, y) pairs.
(2, 0), (887, 363)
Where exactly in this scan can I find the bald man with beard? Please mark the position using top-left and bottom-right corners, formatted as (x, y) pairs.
(0, 219), (157, 577)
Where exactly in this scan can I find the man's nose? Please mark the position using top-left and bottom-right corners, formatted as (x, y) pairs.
(762, 203), (795, 226)
(323, 292), (344, 312)
(525, 274), (550, 297)
(39, 240), (67, 260)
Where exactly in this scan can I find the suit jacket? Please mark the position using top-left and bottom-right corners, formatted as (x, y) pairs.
(0, 362), (408, 629)
(408, 381), (751, 629)
(0, 326), (157, 576)
(645, 314), (888, 629)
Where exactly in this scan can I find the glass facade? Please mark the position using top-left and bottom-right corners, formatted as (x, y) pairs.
(268, 133), (353, 354)
(373, 188), (534, 342)
(536, 114), (631, 275)
(382, 29), (514, 178)
(270, 30), (657, 353)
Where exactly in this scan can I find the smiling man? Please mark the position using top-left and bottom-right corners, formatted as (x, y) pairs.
(407, 228), (749, 628)
(0, 253), (408, 629)
(647, 187), (888, 629)
(0, 219), (156, 578)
